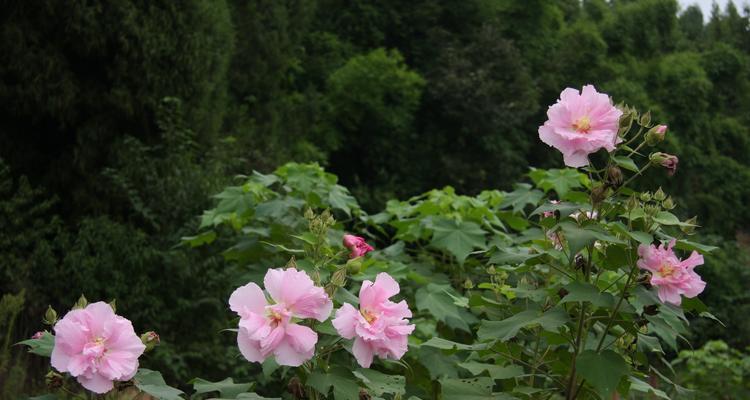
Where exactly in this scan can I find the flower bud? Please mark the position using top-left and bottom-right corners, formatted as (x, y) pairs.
(43, 306), (58, 325)
(109, 299), (117, 313)
(140, 331), (160, 352)
(645, 125), (667, 146)
(345, 257), (362, 274)
(486, 266), (496, 275)
(463, 278), (474, 289)
(590, 184), (607, 205)
(653, 187), (667, 202)
(605, 166), (624, 188)
(649, 152), (678, 176)
(662, 196), (675, 210)
(639, 110), (651, 127)
(304, 207), (314, 220)
(639, 192), (652, 202)
(681, 216), (698, 234)
(626, 195), (639, 210)
(45, 371), (64, 389)
(73, 294), (88, 310)
(331, 267), (348, 287)
(31, 331), (45, 340)
(618, 109), (634, 136)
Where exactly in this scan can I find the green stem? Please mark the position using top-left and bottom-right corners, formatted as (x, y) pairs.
(595, 263), (639, 352)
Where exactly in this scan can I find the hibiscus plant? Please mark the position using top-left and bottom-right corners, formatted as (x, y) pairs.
(21, 85), (718, 399)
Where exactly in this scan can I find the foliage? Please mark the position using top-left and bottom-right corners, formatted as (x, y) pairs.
(673, 341), (750, 399)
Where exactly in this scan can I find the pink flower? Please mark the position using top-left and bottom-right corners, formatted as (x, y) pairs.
(539, 85), (623, 167)
(332, 273), (414, 368)
(50, 302), (146, 394)
(542, 200), (560, 218)
(655, 125), (668, 134)
(637, 240), (706, 306)
(343, 234), (374, 258)
(229, 268), (333, 366)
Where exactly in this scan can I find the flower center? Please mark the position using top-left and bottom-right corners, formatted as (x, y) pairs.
(360, 309), (377, 324)
(658, 263), (676, 278)
(82, 337), (106, 359)
(572, 116), (592, 133)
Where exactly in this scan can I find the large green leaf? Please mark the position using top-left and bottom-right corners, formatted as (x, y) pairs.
(421, 337), (489, 351)
(559, 282), (615, 308)
(529, 168), (588, 198)
(307, 367), (360, 400)
(18, 331), (54, 357)
(429, 218), (486, 264)
(439, 377), (495, 400)
(353, 369), (405, 396)
(575, 350), (629, 399)
(559, 221), (624, 257)
(191, 377), (252, 398)
(134, 369), (184, 400)
(477, 308), (569, 341)
(458, 362), (524, 380)
(416, 284), (472, 331)
(499, 184), (544, 213)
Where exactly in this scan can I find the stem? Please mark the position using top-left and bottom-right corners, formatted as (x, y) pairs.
(595, 263), (639, 352)
(566, 302), (587, 400)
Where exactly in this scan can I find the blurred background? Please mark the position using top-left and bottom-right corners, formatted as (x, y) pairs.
(1, 0), (749, 397)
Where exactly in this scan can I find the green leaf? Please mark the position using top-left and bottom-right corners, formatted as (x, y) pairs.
(416, 284), (471, 332)
(307, 367), (361, 400)
(17, 331), (54, 357)
(353, 369), (405, 396)
(458, 362), (524, 380)
(628, 377), (670, 399)
(439, 377), (495, 400)
(489, 247), (538, 265)
(559, 282), (615, 308)
(421, 337), (489, 351)
(430, 218), (486, 264)
(652, 211), (694, 227)
(559, 221), (624, 257)
(531, 201), (585, 218)
(612, 155), (639, 172)
(477, 308), (569, 341)
(191, 377), (252, 398)
(575, 350), (629, 399)
(637, 333), (663, 354)
(529, 168), (587, 198)
(134, 369), (184, 400)
(181, 230), (217, 247)
(499, 184), (544, 213)
(674, 239), (718, 253)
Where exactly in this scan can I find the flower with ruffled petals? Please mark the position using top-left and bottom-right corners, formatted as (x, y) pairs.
(343, 234), (374, 258)
(229, 268), (333, 366)
(332, 273), (414, 368)
(637, 240), (706, 306)
(50, 302), (145, 394)
(539, 85), (623, 167)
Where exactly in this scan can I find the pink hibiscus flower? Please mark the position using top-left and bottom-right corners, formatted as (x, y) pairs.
(332, 273), (414, 368)
(539, 85), (623, 167)
(637, 240), (706, 306)
(343, 234), (374, 258)
(229, 268), (333, 366)
(50, 302), (146, 394)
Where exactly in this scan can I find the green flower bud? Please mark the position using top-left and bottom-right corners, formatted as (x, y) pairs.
(639, 110), (651, 127)
(463, 278), (474, 289)
(627, 195), (639, 210)
(605, 165), (624, 188)
(43, 306), (58, 326)
(140, 331), (160, 352)
(73, 294), (88, 310)
(346, 257), (362, 275)
(486, 266), (496, 275)
(645, 124), (667, 146)
(640, 192), (652, 202)
(653, 187), (667, 202)
(45, 371), (64, 389)
(331, 267), (348, 287)
(649, 152), (679, 176)
(662, 196), (675, 210)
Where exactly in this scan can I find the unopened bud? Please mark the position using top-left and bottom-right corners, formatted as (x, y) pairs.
(46, 371), (64, 389)
(486, 266), (496, 275)
(645, 125), (667, 146)
(653, 187), (667, 202)
(288, 377), (305, 399)
(618, 110), (635, 136)
(140, 331), (160, 352)
(109, 299), (117, 313)
(639, 111), (651, 127)
(43, 306), (58, 325)
(591, 184), (607, 205)
(627, 195), (639, 210)
(331, 267), (348, 287)
(649, 152), (679, 176)
(304, 207), (314, 220)
(463, 278), (474, 289)
(605, 166), (624, 188)
(662, 196), (675, 210)
(345, 257), (362, 274)
(639, 192), (652, 202)
(73, 294), (88, 310)
(681, 216), (698, 234)
(31, 331), (45, 340)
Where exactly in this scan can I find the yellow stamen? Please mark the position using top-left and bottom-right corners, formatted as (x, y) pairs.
(573, 116), (592, 133)
(658, 264), (675, 278)
(360, 309), (377, 324)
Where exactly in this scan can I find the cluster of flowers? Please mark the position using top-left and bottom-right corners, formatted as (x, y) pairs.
(539, 84), (706, 306)
(229, 234), (414, 368)
(44, 234), (413, 394)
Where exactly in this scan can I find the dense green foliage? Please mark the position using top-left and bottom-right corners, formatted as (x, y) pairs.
(2, 0), (750, 398)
